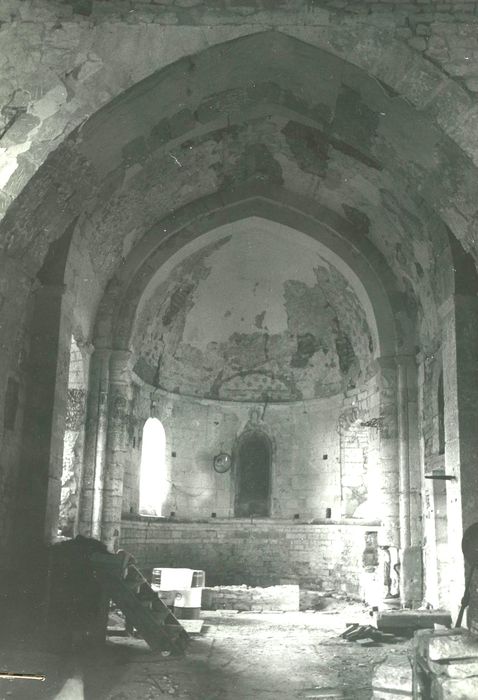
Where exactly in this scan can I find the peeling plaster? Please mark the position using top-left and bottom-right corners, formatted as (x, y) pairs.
(132, 224), (374, 401)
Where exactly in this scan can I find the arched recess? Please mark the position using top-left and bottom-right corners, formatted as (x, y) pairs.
(233, 430), (273, 518)
(80, 191), (423, 599)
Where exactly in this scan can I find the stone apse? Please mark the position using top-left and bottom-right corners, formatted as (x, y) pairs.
(0, 7), (478, 627)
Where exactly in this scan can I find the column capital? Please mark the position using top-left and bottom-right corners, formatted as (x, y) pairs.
(77, 340), (95, 356)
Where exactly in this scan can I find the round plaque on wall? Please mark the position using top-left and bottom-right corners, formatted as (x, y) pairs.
(213, 452), (232, 473)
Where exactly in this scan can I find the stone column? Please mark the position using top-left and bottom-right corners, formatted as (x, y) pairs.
(396, 355), (422, 607)
(450, 295), (478, 533)
(71, 342), (94, 537)
(441, 294), (478, 620)
(375, 357), (400, 550)
(16, 282), (72, 554)
(78, 348), (111, 539)
(101, 350), (132, 552)
(376, 356), (423, 606)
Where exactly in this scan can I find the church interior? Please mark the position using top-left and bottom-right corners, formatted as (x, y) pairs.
(2, 1), (478, 698)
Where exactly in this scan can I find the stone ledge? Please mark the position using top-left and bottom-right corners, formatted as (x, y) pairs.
(202, 584), (300, 612)
(121, 516), (382, 527)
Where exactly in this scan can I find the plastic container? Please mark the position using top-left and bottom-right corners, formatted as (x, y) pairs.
(173, 588), (203, 619)
(151, 568), (205, 619)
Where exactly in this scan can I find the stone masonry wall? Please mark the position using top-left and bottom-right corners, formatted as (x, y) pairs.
(122, 374), (380, 522)
(124, 388), (345, 521)
(120, 519), (379, 596)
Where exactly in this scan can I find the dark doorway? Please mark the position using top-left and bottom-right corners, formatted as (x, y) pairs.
(234, 431), (271, 517)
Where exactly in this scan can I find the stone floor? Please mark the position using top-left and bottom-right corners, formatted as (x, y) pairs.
(0, 603), (411, 700)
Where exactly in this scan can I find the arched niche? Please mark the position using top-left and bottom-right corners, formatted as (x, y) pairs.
(233, 430), (272, 518)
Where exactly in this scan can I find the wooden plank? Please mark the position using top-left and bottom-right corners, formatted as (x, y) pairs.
(90, 553), (189, 654)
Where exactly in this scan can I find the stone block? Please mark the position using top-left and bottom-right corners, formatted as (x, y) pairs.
(372, 657), (413, 698)
(408, 37), (428, 52)
(429, 631), (478, 662)
(378, 609), (452, 631)
(431, 675), (478, 700)
(429, 658), (478, 679)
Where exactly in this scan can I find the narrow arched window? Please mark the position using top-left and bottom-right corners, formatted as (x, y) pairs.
(234, 431), (271, 517)
(139, 418), (167, 516)
(438, 370), (445, 456)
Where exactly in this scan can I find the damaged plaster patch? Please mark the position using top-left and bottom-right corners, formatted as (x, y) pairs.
(291, 332), (321, 368)
(163, 280), (195, 326)
(342, 204), (370, 235)
(282, 121), (329, 177)
(255, 311), (266, 329)
(223, 142), (283, 187)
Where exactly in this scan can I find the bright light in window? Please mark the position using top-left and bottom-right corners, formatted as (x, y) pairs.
(139, 418), (168, 516)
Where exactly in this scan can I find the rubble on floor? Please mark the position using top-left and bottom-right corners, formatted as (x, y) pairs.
(340, 623), (401, 646)
(0, 605), (411, 700)
(300, 590), (342, 611)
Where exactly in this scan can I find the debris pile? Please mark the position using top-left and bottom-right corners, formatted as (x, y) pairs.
(340, 623), (401, 647)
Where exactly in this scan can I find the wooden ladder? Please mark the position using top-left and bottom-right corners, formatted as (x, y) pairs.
(90, 552), (189, 655)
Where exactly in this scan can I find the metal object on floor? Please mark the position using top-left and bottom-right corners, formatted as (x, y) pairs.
(90, 552), (189, 655)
